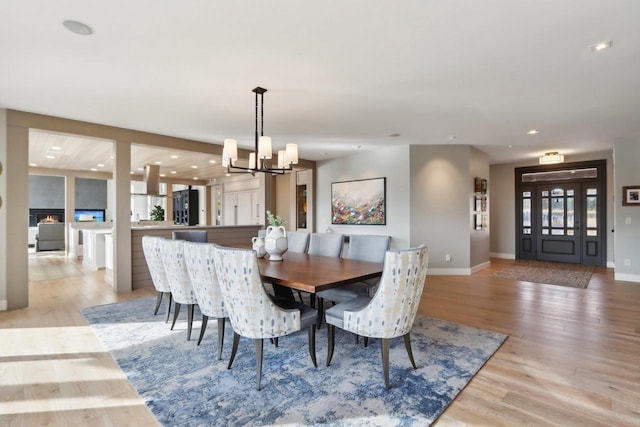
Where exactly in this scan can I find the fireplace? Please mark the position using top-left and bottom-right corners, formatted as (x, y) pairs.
(29, 209), (65, 227)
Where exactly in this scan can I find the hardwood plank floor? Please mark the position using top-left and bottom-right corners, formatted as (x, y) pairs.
(1, 256), (639, 426)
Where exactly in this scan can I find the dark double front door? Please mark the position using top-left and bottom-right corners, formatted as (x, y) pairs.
(516, 161), (606, 266)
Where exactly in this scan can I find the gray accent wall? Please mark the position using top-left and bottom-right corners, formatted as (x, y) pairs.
(614, 139), (640, 280)
(75, 178), (107, 209)
(28, 175), (65, 208)
(316, 146), (411, 249)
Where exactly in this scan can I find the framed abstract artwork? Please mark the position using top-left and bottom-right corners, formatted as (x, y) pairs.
(331, 177), (386, 225)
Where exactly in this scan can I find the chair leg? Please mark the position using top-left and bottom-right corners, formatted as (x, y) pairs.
(297, 291), (305, 304)
(381, 338), (391, 389)
(154, 291), (163, 315)
(364, 337), (369, 348)
(165, 293), (172, 323)
(217, 318), (225, 360)
(254, 339), (264, 391)
(308, 325), (317, 368)
(186, 304), (195, 341)
(171, 302), (181, 330)
(227, 332), (241, 369)
(403, 332), (417, 369)
(316, 298), (324, 329)
(326, 324), (335, 366)
(197, 315), (209, 345)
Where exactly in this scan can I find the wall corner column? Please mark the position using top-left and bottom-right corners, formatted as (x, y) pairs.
(113, 140), (132, 293)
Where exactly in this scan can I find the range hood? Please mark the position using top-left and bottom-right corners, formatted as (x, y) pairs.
(131, 164), (165, 196)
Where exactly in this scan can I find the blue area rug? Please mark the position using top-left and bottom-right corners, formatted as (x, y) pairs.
(82, 298), (507, 426)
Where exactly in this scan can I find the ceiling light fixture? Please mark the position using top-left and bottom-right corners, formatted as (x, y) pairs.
(51, 146), (62, 151)
(222, 87), (298, 176)
(170, 171), (177, 174)
(29, 163), (38, 167)
(90, 168), (97, 171)
(527, 129), (540, 135)
(539, 152), (565, 165)
(191, 165), (198, 169)
(209, 160), (216, 164)
(97, 163), (104, 167)
(170, 155), (179, 159)
(591, 41), (612, 52)
(62, 20), (94, 36)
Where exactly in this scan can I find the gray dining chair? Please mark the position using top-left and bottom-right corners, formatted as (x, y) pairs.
(316, 234), (390, 326)
(308, 233), (344, 257)
(172, 230), (208, 242)
(325, 245), (428, 389)
(212, 245), (318, 390)
(287, 231), (310, 253)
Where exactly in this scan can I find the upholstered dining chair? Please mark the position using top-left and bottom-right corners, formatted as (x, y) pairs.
(325, 245), (428, 389)
(141, 236), (172, 321)
(307, 232), (344, 257)
(183, 242), (228, 359)
(287, 231), (310, 253)
(212, 245), (318, 390)
(316, 235), (391, 325)
(172, 230), (208, 242)
(159, 238), (198, 340)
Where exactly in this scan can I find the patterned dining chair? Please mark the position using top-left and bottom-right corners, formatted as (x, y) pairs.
(212, 245), (318, 390)
(159, 238), (198, 340)
(325, 245), (428, 389)
(316, 235), (390, 326)
(183, 242), (228, 359)
(141, 236), (172, 321)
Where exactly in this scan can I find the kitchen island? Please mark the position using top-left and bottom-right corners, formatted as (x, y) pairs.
(131, 224), (261, 289)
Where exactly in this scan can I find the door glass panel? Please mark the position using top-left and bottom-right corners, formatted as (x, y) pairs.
(542, 229), (549, 235)
(586, 188), (597, 196)
(567, 197), (574, 228)
(587, 196), (597, 228)
(542, 190), (549, 197)
(523, 198), (531, 227)
(551, 188), (564, 197)
(551, 197), (564, 227)
(551, 229), (565, 235)
(524, 228), (531, 235)
(523, 191), (531, 197)
(542, 198), (549, 227)
(587, 230), (598, 236)
(567, 230), (574, 236)
(567, 189), (574, 196)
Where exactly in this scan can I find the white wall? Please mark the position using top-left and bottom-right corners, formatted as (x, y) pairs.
(489, 150), (614, 266)
(614, 139), (640, 282)
(316, 146), (411, 249)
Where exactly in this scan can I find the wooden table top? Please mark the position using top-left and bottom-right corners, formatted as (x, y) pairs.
(257, 251), (383, 294)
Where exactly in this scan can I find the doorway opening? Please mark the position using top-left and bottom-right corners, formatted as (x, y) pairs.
(515, 160), (606, 266)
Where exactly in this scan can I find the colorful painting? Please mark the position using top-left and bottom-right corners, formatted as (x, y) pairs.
(331, 177), (386, 225)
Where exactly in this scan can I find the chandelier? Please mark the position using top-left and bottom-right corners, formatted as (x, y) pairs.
(222, 87), (298, 175)
(538, 151), (564, 165)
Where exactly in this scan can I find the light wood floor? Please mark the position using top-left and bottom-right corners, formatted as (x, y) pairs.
(1, 256), (639, 426)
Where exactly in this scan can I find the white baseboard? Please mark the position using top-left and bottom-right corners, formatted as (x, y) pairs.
(428, 268), (472, 276)
(490, 252), (516, 259)
(470, 261), (491, 274)
(0, 300), (7, 311)
(614, 273), (640, 283)
(607, 261), (615, 269)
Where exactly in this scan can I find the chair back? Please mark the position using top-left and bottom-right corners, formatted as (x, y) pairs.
(345, 235), (390, 263)
(183, 242), (226, 318)
(172, 230), (208, 242)
(344, 245), (428, 338)
(141, 236), (171, 293)
(212, 245), (301, 339)
(257, 229), (267, 238)
(308, 233), (344, 257)
(286, 231), (310, 253)
(158, 239), (197, 305)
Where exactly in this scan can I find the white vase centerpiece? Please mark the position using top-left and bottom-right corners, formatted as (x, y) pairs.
(264, 210), (288, 261)
(252, 236), (266, 258)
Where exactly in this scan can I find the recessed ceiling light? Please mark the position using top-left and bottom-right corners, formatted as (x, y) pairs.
(171, 171), (177, 174)
(448, 136), (457, 140)
(191, 165), (198, 169)
(51, 146), (62, 151)
(110, 155), (114, 159)
(170, 155), (179, 159)
(97, 163), (104, 167)
(160, 173), (166, 177)
(46, 155), (56, 159)
(62, 20), (94, 36)
(322, 152), (328, 156)
(590, 41), (612, 52)
(388, 133), (401, 138)
(137, 167), (144, 171)
(29, 163), (38, 167)
(90, 168), (97, 172)
(356, 145), (363, 149)
(526, 129), (540, 135)
(193, 177), (198, 180)
(130, 171), (134, 175)
(508, 145), (513, 148)
(154, 161), (162, 165)
(209, 160), (216, 164)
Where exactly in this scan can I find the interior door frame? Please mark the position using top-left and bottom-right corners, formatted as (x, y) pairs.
(515, 159), (607, 266)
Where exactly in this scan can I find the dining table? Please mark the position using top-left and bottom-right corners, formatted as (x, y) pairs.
(257, 251), (384, 295)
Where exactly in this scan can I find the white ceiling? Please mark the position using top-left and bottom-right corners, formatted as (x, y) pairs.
(2, 0), (639, 172)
